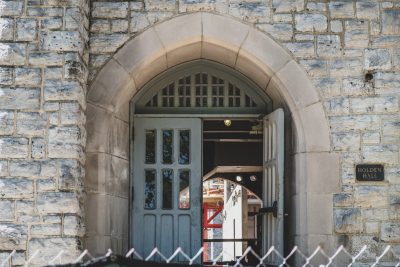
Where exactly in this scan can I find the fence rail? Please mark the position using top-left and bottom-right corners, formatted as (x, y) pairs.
(1, 245), (400, 267)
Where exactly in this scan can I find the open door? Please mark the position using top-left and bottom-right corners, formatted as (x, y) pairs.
(132, 117), (202, 260)
(262, 108), (284, 263)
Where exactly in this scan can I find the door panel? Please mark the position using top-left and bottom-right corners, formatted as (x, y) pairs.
(132, 118), (202, 260)
(263, 109), (284, 264)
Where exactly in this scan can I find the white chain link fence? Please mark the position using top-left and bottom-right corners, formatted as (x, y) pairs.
(1, 245), (400, 267)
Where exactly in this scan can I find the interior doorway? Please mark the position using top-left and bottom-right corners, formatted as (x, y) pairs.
(202, 119), (264, 265)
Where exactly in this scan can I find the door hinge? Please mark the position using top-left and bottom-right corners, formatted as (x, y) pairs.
(258, 201), (277, 218)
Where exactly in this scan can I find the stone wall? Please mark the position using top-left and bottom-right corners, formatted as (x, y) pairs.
(88, 0), (400, 261)
(0, 0), (89, 265)
(0, 0), (399, 264)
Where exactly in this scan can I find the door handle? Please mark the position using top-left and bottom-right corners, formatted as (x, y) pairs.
(258, 201), (277, 218)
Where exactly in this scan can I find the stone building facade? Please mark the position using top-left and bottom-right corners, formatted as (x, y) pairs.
(0, 0), (399, 265)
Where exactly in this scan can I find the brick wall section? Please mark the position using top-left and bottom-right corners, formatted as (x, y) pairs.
(0, 0), (89, 265)
(88, 0), (400, 259)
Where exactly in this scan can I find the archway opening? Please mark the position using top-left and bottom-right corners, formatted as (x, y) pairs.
(130, 60), (286, 263)
(86, 12), (337, 259)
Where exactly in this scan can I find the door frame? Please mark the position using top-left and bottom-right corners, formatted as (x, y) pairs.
(129, 113), (270, 254)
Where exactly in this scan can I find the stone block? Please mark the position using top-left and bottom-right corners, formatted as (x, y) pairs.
(45, 67), (63, 80)
(284, 42), (314, 57)
(43, 215), (61, 224)
(0, 224), (27, 250)
(60, 102), (85, 125)
(16, 112), (47, 136)
(11, 252), (25, 266)
(31, 224), (61, 236)
(32, 137), (45, 159)
(306, 2), (326, 12)
(0, 138), (29, 158)
(59, 159), (82, 190)
(145, 0), (175, 11)
(362, 132), (380, 144)
(317, 35), (341, 56)
(324, 97), (349, 115)
(329, 1), (354, 18)
(382, 9), (400, 34)
(329, 58), (363, 75)
(9, 160), (42, 178)
(0, 43), (26, 65)
(257, 23), (292, 41)
(354, 185), (387, 208)
(63, 215), (83, 236)
(272, 0), (303, 12)
(0, 67), (13, 85)
(41, 31), (82, 52)
(0, 0), (23, 16)
(381, 222), (400, 242)
(41, 17), (63, 30)
(295, 14), (327, 32)
(365, 221), (379, 234)
(37, 179), (56, 191)
(0, 88), (40, 110)
(129, 12), (150, 33)
(362, 145), (399, 164)
(0, 112), (14, 135)
(356, 1), (379, 20)
(299, 59), (328, 76)
(29, 52), (64, 66)
(344, 20), (369, 48)
(334, 208), (362, 234)
(111, 19), (128, 33)
(16, 200), (34, 214)
(89, 34), (129, 53)
(312, 77), (340, 97)
(350, 96), (398, 114)
(15, 67), (42, 86)
(333, 193), (353, 207)
(48, 126), (84, 159)
(65, 8), (80, 30)
(273, 14), (292, 23)
(364, 49), (391, 70)
(0, 178), (33, 198)
(17, 214), (40, 224)
(92, 2), (128, 18)
(375, 72), (400, 94)
(229, 3), (271, 23)
(0, 18), (15, 41)
(0, 200), (14, 221)
(90, 19), (110, 33)
(0, 160), (8, 176)
(329, 115), (380, 132)
(44, 80), (85, 107)
(37, 192), (80, 214)
(27, 7), (63, 16)
(28, 238), (80, 265)
(64, 53), (87, 83)
(332, 132), (360, 151)
(342, 77), (373, 96)
(330, 20), (343, 33)
(16, 18), (37, 41)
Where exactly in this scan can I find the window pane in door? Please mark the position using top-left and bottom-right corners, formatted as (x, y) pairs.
(162, 169), (173, 209)
(179, 130), (190, 164)
(145, 130), (156, 164)
(179, 170), (190, 209)
(144, 169), (156, 209)
(162, 130), (173, 164)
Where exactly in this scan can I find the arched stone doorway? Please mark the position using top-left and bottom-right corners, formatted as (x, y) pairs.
(85, 12), (339, 257)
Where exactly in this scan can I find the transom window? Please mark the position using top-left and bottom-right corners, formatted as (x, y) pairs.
(134, 60), (271, 114)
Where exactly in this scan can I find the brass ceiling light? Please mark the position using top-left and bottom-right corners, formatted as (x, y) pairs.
(224, 119), (232, 126)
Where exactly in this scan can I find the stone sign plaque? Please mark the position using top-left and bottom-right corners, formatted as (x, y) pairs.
(356, 164), (384, 181)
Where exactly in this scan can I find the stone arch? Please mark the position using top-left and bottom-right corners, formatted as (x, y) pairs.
(85, 12), (340, 255)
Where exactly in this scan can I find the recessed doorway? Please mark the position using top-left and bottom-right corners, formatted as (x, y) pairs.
(202, 119), (264, 265)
